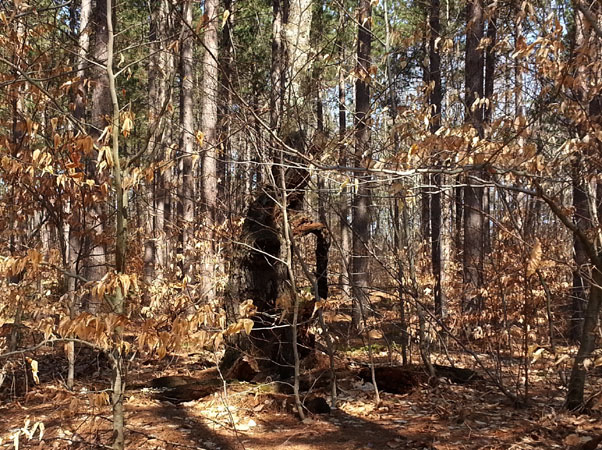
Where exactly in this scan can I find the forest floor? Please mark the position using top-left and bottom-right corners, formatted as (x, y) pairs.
(1, 296), (602, 449)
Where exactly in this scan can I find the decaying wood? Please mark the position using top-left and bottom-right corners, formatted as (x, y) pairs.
(224, 131), (329, 378)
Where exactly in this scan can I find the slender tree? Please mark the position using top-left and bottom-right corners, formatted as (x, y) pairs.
(148, 0), (175, 280)
(85, 0), (112, 312)
(201, 0), (220, 298)
(65, 0), (92, 389)
(463, 0), (485, 311)
(565, 0), (602, 409)
(428, 0), (446, 317)
(351, 0), (372, 330)
(336, 10), (352, 302)
(178, 0), (196, 279)
(105, 0), (128, 444)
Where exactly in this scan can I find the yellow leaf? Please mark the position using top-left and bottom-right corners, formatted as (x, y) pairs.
(27, 358), (39, 384)
(312, 300), (326, 316)
(195, 130), (204, 147)
(221, 9), (230, 29)
(121, 116), (133, 137)
(530, 347), (545, 363)
(224, 321), (243, 336)
(526, 238), (542, 277)
(119, 274), (131, 296)
(339, 177), (350, 194)
(242, 318), (254, 334)
(239, 299), (256, 317)
(213, 332), (224, 350)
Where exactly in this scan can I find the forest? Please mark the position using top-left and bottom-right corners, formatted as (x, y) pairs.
(0, 0), (602, 448)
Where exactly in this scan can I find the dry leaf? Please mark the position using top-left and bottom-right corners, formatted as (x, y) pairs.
(565, 434), (582, 446)
(527, 238), (542, 277)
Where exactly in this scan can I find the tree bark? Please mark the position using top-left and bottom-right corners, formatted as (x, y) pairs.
(351, 0), (372, 331)
(66, 0), (92, 389)
(105, 1), (128, 447)
(270, 0), (285, 132)
(337, 15), (352, 302)
(463, 0), (485, 311)
(482, 3), (497, 254)
(178, 0), (195, 280)
(429, 0), (446, 317)
(201, 0), (220, 298)
(566, 265), (602, 410)
(149, 0), (175, 279)
(226, 133), (324, 378)
(82, 0), (112, 313)
(571, 159), (590, 341)
(565, 0), (602, 411)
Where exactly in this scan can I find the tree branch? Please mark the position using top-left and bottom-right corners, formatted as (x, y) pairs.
(575, 1), (602, 39)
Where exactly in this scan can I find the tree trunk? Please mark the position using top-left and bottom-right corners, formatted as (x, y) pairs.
(429, 0), (446, 317)
(284, 0), (313, 106)
(337, 16), (352, 301)
(149, 0), (174, 280)
(226, 133), (324, 378)
(66, 0), (92, 389)
(463, 0), (485, 311)
(225, 0), (318, 379)
(571, 159), (590, 341)
(569, 0), (602, 341)
(83, 0), (112, 313)
(463, 177), (484, 310)
(105, 1), (128, 447)
(178, 0), (195, 280)
(201, 0), (220, 298)
(270, 0), (285, 132)
(566, 265), (602, 410)
(219, 0), (233, 217)
(565, 0), (602, 411)
(482, 4), (497, 254)
(484, 5), (497, 124)
(351, 0), (372, 330)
